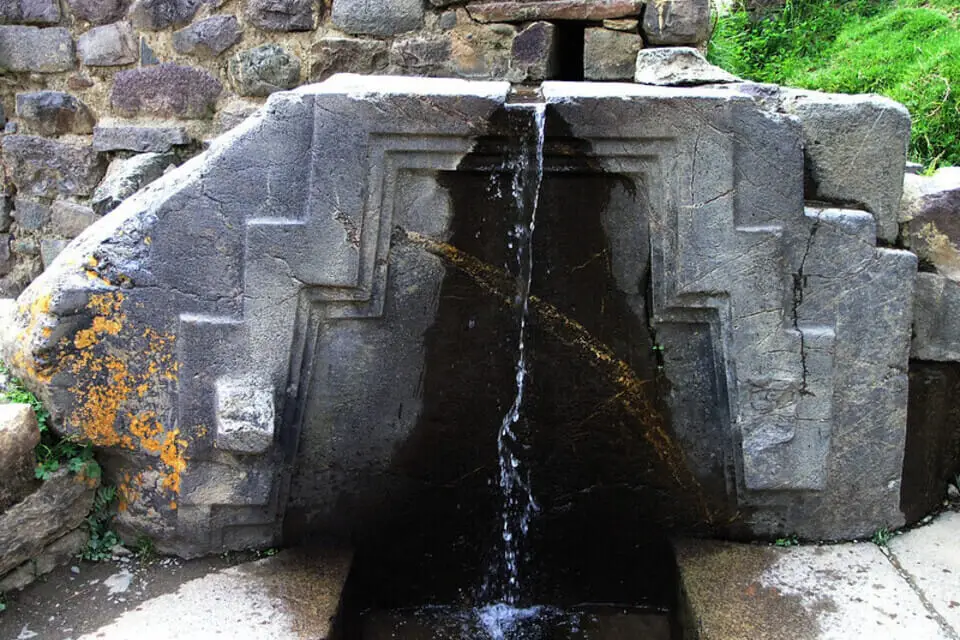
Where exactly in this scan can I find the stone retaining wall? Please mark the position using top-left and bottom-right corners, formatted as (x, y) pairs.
(0, 0), (712, 298)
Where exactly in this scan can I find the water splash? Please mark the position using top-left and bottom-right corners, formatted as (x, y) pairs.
(481, 102), (547, 611)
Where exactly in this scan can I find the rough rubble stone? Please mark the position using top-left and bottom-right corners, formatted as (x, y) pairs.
(583, 27), (642, 81)
(0, 234), (11, 276)
(40, 238), (69, 267)
(310, 36), (389, 82)
(229, 44), (301, 97)
(128, 0), (201, 30)
(0, 529), (87, 592)
(912, 272), (960, 361)
(139, 34), (158, 64)
(245, 0), (313, 32)
(15, 91), (96, 136)
(447, 22), (515, 79)
(642, 0), (711, 45)
(389, 35), (451, 76)
(172, 14), (241, 58)
(77, 20), (137, 66)
(215, 377), (275, 454)
(92, 152), (175, 215)
(332, 0), (423, 36)
(10, 237), (38, 256)
(93, 123), (189, 153)
(0, 26), (75, 73)
(0, 469), (97, 576)
(0, 404), (40, 514)
(67, 0), (127, 24)
(3, 135), (106, 198)
(901, 167), (960, 279)
(111, 64), (222, 119)
(0, 0), (59, 24)
(0, 200), (11, 233)
(50, 200), (97, 238)
(780, 89), (911, 243)
(214, 97), (260, 133)
(510, 20), (556, 82)
(12, 198), (51, 231)
(466, 0), (644, 22)
(634, 47), (740, 86)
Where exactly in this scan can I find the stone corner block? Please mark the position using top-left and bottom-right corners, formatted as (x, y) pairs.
(780, 89), (911, 243)
(215, 377), (276, 454)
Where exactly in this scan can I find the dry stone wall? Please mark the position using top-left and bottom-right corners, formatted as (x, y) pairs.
(0, 0), (712, 298)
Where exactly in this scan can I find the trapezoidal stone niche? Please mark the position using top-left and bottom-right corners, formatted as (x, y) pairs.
(3, 75), (916, 557)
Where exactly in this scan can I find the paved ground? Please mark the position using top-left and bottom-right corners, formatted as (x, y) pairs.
(677, 508), (960, 640)
(0, 547), (350, 640)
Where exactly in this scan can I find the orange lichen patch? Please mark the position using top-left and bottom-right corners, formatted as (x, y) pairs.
(11, 293), (55, 384)
(117, 472), (144, 512)
(159, 429), (187, 495)
(129, 410), (164, 453)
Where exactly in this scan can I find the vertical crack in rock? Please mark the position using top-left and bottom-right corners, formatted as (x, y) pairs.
(792, 211), (821, 396)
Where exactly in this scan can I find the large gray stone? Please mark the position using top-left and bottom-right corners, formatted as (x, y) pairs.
(509, 20), (557, 82)
(92, 152), (176, 215)
(0, 468), (97, 576)
(389, 35), (451, 76)
(215, 376), (275, 454)
(172, 14), (241, 58)
(310, 36), (389, 82)
(111, 64), (222, 119)
(67, 0), (127, 24)
(332, 0), (423, 36)
(77, 20), (137, 66)
(128, 0), (201, 30)
(0, 404), (40, 514)
(12, 198), (51, 231)
(583, 27), (642, 81)
(634, 46), (740, 86)
(229, 44), (300, 97)
(780, 89), (911, 243)
(0, 528), (87, 592)
(245, 0), (313, 32)
(901, 167), (960, 279)
(642, 0), (711, 45)
(0, 0), (59, 24)
(93, 122), (189, 153)
(2, 135), (106, 198)
(447, 22), (516, 79)
(466, 0), (644, 22)
(15, 91), (96, 136)
(0, 26), (74, 73)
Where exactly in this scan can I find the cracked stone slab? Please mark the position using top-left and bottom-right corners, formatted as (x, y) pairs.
(676, 538), (956, 639)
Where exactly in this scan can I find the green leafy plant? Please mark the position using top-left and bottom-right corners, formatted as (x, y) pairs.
(0, 594), (6, 613)
(872, 527), (892, 546)
(82, 486), (121, 562)
(774, 534), (799, 547)
(134, 535), (156, 561)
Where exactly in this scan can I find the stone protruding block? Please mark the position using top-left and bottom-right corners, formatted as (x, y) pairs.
(92, 152), (175, 215)
(2, 135), (106, 198)
(93, 123), (189, 153)
(245, 0), (313, 32)
(332, 0), (423, 36)
(510, 20), (557, 83)
(0, 26), (75, 73)
(66, 0), (127, 25)
(0, 404), (41, 514)
(642, 0), (711, 45)
(634, 47), (740, 86)
(172, 14), (241, 58)
(77, 20), (137, 66)
(583, 27), (642, 81)
(111, 64), (222, 119)
(229, 44), (301, 97)
(15, 91), (96, 136)
(0, 0), (60, 24)
(901, 167), (960, 279)
(215, 377), (275, 454)
(310, 36), (389, 82)
(466, 0), (644, 22)
(781, 89), (911, 243)
(0, 468), (97, 576)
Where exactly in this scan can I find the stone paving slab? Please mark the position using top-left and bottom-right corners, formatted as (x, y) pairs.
(676, 519), (959, 640)
(889, 510), (960, 632)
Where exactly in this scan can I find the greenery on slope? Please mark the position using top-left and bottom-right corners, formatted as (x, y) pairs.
(708, 0), (960, 168)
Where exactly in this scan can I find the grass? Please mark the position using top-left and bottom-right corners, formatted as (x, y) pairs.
(709, 0), (960, 168)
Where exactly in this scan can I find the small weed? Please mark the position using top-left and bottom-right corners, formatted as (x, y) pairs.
(872, 527), (892, 546)
(256, 548), (279, 559)
(774, 535), (799, 547)
(82, 486), (120, 562)
(134, 535), (156, 561)
(0, 595), (6, 613)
